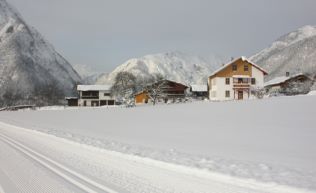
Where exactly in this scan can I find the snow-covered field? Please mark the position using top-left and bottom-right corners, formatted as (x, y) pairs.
(0, 95), (315, 193)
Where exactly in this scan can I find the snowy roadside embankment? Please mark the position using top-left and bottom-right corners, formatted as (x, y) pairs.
(0, 95), (315, 191)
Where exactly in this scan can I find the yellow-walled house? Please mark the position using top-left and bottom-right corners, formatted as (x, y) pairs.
(208, 57), (268, 101)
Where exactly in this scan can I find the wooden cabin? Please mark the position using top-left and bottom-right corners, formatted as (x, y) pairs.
(135, 80), (188, 104)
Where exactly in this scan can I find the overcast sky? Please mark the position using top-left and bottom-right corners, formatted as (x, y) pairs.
(8, 0), (316, 72)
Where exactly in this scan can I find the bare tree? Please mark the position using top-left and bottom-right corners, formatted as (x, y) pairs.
(111, 72), (137, 103)
(146, 80), (168, 105)
(251, 86), (266, 99)
(135, 73), (166, 105)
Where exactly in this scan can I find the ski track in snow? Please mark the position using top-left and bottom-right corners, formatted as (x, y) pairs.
(0, 133), (117, 193)
(0, 121), (314, 193)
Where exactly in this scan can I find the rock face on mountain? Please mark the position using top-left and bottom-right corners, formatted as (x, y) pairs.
(250, 25), (316, 80)
(96, 52), (225, 85)
(0, 0), (81, 107)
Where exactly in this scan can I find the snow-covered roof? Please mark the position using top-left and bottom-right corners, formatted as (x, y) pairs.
(264, 73), (305, 87)
(191, 85), (208, 92)
(77, 85), (112, 91)
(65, 97), (78, 100)
(264, 76), (290, 87)
(209, 56), (268, 78)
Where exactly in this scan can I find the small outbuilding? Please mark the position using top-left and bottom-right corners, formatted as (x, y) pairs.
(65, 97), (78, 107)
(190, 85), (208, 99)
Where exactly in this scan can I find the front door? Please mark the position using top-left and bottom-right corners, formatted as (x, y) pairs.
(238, 91), (243, 100)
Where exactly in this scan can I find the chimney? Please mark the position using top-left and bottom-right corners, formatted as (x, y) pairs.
(286, 72), (290, 77)
(231, 57), (234, 61)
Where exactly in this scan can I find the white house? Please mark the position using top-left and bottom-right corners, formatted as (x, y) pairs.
(77, 85), (115, 106)
(208, 57), (268, 101)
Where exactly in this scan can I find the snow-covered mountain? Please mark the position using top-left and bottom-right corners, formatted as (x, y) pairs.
(0, 0), (81, 106)
(250, 25), (316, 80)
(96, 52), (225, 85)
(72, 64), (98, 79)
(72, 63), (102, 84)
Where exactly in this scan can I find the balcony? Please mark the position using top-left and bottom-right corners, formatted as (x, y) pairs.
(80, 91), (99, 99)
(233, 78), (251, 88)
(81, 96), (99, 99)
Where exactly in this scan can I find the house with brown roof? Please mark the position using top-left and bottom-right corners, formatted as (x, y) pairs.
(135, 80), (188, 104)
(208, 57), (268, 101)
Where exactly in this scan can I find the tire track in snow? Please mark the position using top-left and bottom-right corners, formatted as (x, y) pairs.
(0, 133), (118, 193)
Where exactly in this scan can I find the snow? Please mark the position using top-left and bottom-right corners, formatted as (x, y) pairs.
(0, 0), (81, 106)
(308, 90), (316, 95)
(264, 76), (290, 86)
(264, 73), (305, 87)
(2, 122), (313, 193)
(71, 64), (98, 78)
(0, 95), (315, 192)
(190, 85), (208, 92)
(77, 85), (111, 91)
(250, 25), (316, 80)
(96, 51), (227, 85)
(65, 97), (78, 100)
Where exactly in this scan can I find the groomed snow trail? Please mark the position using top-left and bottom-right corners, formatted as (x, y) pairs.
(0, 133), (118, 193)
(0, 122), (313, 193)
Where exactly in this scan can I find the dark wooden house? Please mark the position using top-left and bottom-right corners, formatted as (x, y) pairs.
(135, 80), (188, 104)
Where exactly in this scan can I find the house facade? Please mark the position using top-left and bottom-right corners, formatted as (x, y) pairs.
(77, 85), (115, 106)
(135, 80), (188, 104)
(208, 57), (268, 101)
(66, 85), (115, 107)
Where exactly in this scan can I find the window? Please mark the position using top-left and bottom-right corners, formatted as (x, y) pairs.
(225, 78), (230, 85)
(251, 78), (256, 85)
(232, 64), (237, 71)
(83, 100), (87, 106)
(225, 90), (230, 98)
(244, 64), (249, 71)
(104, 93), (110, 96)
